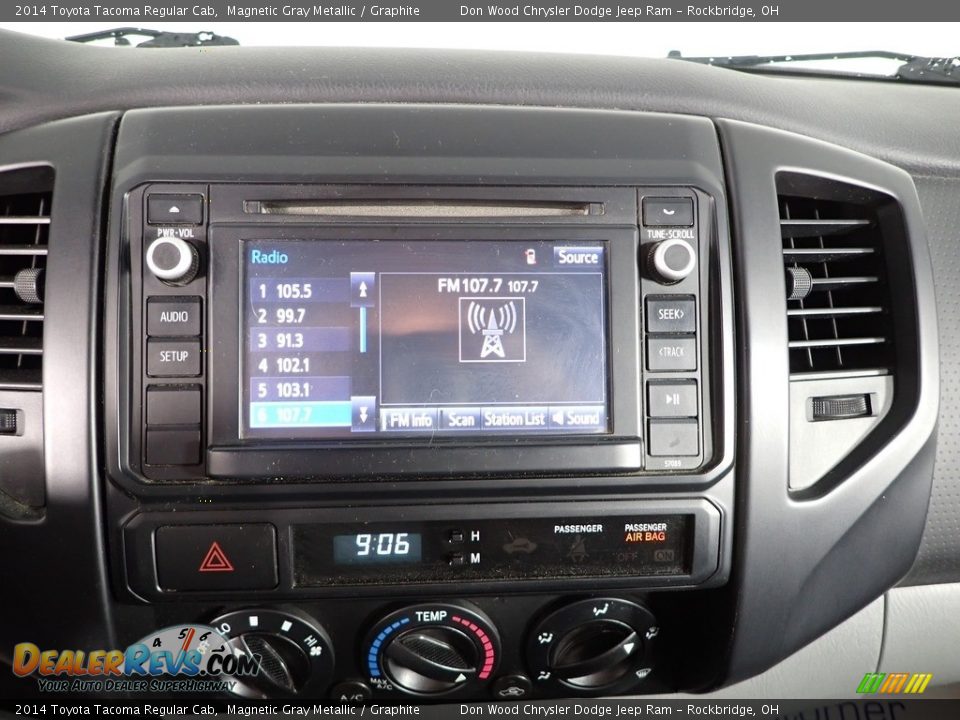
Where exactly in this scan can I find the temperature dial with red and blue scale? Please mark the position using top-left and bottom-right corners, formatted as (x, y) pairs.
(363, 603), (500, 697)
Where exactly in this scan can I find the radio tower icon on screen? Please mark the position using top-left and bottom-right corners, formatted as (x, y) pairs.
(480, 311), (506, 358)
(468, 300), (517, 358)
(460, 298), (527, 363)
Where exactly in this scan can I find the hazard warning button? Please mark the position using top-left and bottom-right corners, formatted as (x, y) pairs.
(155, 524), (277, 591)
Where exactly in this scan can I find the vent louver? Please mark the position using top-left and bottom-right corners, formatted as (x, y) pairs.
(779, 173), (896, 377)
(0, 167), (53, 390)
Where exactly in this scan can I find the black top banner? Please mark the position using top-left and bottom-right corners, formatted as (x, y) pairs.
(3, 699), (960, 718)
(4, 0), (960, 21)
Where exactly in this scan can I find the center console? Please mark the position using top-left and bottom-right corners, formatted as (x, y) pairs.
(103, 105), (735, 700)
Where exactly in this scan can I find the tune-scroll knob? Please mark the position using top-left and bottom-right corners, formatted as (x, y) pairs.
(208, 608), (335, 699)
(527, 598), (658, 694)
(648, 238), (697, 284)
(146, 237), (200, 284)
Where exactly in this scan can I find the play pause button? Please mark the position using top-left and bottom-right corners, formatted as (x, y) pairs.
(648, 381), (698, 418)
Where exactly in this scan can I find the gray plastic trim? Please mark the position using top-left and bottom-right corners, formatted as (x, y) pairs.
(717, 119), (939, 683)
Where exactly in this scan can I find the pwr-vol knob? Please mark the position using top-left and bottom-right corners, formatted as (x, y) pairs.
(364, 603), (499, 697)
(146, 237), (200, 284)
(527, 598), (658, 695)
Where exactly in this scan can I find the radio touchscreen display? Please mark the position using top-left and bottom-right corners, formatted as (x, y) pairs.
(242, 239), (609, 439)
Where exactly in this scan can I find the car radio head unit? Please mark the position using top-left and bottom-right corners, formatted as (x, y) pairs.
(124, 183), (715, 482)
(242, 238), (609, 439)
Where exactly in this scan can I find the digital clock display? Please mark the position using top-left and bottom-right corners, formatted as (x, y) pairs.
(333, 532), (423, 565)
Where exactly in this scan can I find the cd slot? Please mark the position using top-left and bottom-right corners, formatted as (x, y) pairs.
(244, 199), (602, 219)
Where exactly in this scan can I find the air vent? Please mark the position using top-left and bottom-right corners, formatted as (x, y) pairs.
(0, 166), (53, 390)
(779, 173), (896, 377)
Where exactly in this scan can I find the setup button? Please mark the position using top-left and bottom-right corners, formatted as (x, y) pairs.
(147, 339), (202, 377)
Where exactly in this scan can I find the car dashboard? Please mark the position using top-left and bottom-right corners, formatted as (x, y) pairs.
(0, 29), (957, 702)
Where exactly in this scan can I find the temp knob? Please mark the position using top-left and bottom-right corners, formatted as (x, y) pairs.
(145, 237), (200, 284)
(527, 598), (658, 694)
(384, 625), (479, 694)
(649, 238), (697, 283)
(364, 602), (499, 697)
(208, 608), (335, 699)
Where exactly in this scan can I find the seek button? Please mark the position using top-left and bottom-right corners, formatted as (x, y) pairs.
(646, 296), (696, 334)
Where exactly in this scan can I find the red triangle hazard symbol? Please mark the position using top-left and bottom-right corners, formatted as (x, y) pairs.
(198, 541), (235, 573)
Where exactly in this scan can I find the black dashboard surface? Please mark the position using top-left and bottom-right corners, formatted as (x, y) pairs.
(2, 29), (960, 179)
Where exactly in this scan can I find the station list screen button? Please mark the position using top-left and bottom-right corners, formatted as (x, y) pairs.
(380, 407), (439, 432)
(481, 406), (549, 430)
(439, 407), (483, 431)
(549, 405), (606, 431)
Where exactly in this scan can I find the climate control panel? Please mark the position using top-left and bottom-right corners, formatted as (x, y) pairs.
(183, 596), (670, 701)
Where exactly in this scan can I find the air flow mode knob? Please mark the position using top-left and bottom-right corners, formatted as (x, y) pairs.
(527, 598), (658, 694)
(649, 239), (697, 283)
(146, 237), (200, 284)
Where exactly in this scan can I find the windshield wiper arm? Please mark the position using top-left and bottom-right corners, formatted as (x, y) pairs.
(66, 27), (239, 48)
(669, 49), (960, 85)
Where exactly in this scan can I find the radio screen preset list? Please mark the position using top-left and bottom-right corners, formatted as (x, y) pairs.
(243, 239), (610, 440)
